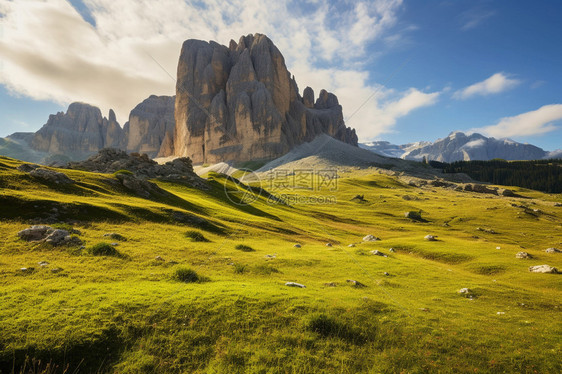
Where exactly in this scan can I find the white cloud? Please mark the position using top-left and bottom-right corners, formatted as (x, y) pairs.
(0, 0), (429, 140)
(460, 9), (495, 31)
(473, 104), (562, 138)
(453, 73), (520, 100)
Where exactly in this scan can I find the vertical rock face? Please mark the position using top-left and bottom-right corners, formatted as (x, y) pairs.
(123, 95), (176, 157)
(174, 33), (358, 164)
(31, 103), (123, 158)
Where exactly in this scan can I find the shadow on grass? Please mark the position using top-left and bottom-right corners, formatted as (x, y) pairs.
(0, 325), (123, 374)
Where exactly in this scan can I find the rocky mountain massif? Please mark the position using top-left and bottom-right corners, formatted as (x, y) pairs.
(1, 33), (357, 165)
(3, 95), (175, 163)
(361, 131), (561, 162)
(173, 33), (357, 163)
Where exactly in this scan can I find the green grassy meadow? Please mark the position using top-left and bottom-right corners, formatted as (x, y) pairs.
(0, 156), (560, 373)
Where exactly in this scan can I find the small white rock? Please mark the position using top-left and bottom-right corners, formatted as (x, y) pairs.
(285, 282), (306, 288)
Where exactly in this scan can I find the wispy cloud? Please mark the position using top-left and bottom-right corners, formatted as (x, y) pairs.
(0, 0), (428, 140)
(460, 8), (495, 30)
(472, 104), (562, 138)
(453, 72), (520, 100)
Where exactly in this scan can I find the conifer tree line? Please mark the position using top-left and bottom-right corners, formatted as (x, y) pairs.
(433, 159), (562, 193)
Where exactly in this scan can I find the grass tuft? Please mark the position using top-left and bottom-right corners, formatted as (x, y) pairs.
(235, 244), (254, 252)
(88, 242), (120, 257)
(172, 267), (208, 283)
(184, 230), (209, 242)
(233, 263), (247, 274)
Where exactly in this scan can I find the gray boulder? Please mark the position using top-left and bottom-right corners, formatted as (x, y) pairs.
(29, 168), (74, 184)
(370, 250), (387, 257)
(346, 279), (367, 288)
(17, 164), (40, 172)
(18, 225), (52, 241)
(404, 211), (423, 221)
(363, 234), (380, 242)
(515, 252), (531, 259)
(545, 248), (561, 253)
(529, 265), (559, 273)
(424, 235), (437, 241)
(17, 225), (82, 246)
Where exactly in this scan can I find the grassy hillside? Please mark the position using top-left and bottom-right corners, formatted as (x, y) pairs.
(0, 156), (560, 373)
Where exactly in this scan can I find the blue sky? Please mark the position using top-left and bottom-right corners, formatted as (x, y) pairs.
(0, 0), (561, 151)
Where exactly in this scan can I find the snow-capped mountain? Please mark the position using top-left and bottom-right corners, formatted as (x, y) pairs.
(360, 132), (557, 162)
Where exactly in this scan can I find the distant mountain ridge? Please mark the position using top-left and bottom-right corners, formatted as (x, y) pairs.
(361, 132), (560, 162)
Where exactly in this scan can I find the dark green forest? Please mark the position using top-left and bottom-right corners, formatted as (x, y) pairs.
(435, 159), (562, 193)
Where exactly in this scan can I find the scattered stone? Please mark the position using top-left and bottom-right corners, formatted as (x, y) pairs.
(516, 252), (531, 259)
(404, 211), (423, 221)
(155, 256), (165, 261)
(324, 282), (337, 287)
(51, 267), (63, 274)
(476, 227), (497, 234)
(496, 246), (501, 250)
(496, 311), (505, 315)
(370, 250), (387, 257)
(38, 261), (49, 267)
(346, 279), (367, 288)
(46, 230), (83, 246)
(104, 233), (127, 241)
(424, 235), (437, 241)
(293, 244), (301, 248)
(285, 282), (306, 288)
(265, 254), (277, 259)
(383, 272), (390, 276)
(388, 248), (396, 253)
(168, 261), (179, 265)
(402, 195), (417, 201)
(325, 243), (332, 247)
(554, 203), (562, 207)
(18, 225), (51, 241)
(529, 265), (559, 274)
(464, 184), (498, 195)
(348, 244), (355, 247)
(17, 225), (82, 246)
(458, 288), (475, 298)
(545, 248), (561, 253)
(29, 168), (75, 184)
(429, 180), (456, 188)
(363, 234), (380, 242)
(18, 267), (35, 274)
(110, 243), (119, 246)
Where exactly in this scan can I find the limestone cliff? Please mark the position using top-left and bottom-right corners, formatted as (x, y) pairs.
(30, 102), (123, 159)
(173, 33), (357, 163)
(122, 95), (175, 158)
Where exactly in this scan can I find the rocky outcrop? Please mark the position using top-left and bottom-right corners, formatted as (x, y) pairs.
(66, 148), (207, 188)
(174, 33), (357, 164)
(30, 102), (124, 159)
(17, 225), (82, 246)
(122, 95), (175, 157)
